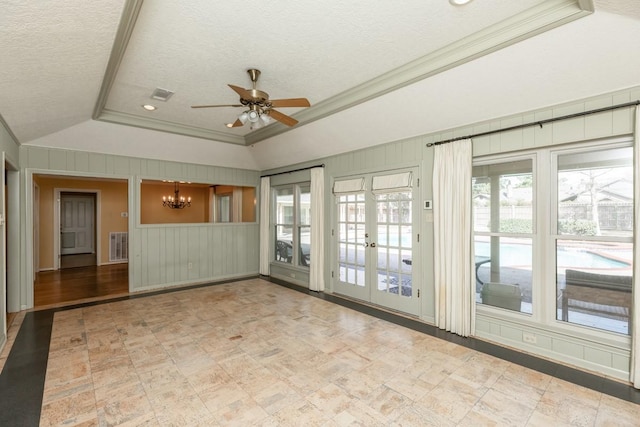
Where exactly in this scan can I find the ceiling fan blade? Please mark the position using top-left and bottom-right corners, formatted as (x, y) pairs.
(269, 98), (311, 108)
(228, 84), (252, 99)
(191, 104), (242, 108)
(268, 109), (298, 127)
(230, 118), (243, 127)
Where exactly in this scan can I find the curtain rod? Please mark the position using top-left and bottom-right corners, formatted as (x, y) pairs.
(426, 100), (640, 147)
(260, 163), (325, 178)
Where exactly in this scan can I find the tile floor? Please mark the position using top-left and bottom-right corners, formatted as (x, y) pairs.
(7, 278), (640, 425)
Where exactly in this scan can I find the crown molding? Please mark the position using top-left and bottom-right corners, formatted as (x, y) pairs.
(93, 0), (144, 121)
(94, 0), (593, 146)
(247, 0), (593, 144)
(98, 110), (246, 145)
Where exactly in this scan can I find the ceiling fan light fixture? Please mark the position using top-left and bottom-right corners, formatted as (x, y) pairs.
(247, 110), (260, 123)
(238, 111), (249, 124)
(260, 114), (272, 125)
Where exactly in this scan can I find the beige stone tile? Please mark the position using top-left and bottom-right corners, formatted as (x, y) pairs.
(37, 279), (640, 427)
(40, 389), (97, 426)
(199, 381), (253, 414)
(526, 409), (573, 426)
(137, 364), (191, 396)
(148, 381), (215, 425)
(391, 405), (457, 427)
(42, 375), (95, 405)
(284, 370), (331, 397)
(468, 388), (535, 426)
(95, 382), (153, 426)
(213, 396), (271, 426)
(272, 400), (331, 427)
(334, 369), (382, 399)
(411, 377), (485, 424)
(595, 394), (640, 427)
(535, 378), (600, 426)
(186, 362), (234, 393)
(364, 384), (412, 421)
(490, 374), (545, 409)
(450, 354), (505, 390)
(502, 363), (553, 392)
(306, 383), (355, 416)
(249, 379), (303, 415)
(384, 372), (435, 401)
(333, 400), (388, 426)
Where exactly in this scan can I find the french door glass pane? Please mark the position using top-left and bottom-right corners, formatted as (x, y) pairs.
(376, 191), (412, 297)
(337, 194), (365, 287)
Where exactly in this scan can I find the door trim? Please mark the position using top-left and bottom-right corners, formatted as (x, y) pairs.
(53, 188), (101, 270)
(331, 166), (421, 316)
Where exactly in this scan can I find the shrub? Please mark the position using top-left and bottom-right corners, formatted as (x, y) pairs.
(499, 219), (532, 233)
(558, 219), (597, 236)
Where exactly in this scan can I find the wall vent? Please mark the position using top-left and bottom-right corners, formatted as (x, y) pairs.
(109, 232), (128, 262)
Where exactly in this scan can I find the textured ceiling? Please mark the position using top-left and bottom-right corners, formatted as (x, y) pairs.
(103, 0), (551, 143)
(1, 0), (639, 171)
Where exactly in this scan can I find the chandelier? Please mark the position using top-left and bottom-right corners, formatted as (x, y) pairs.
(162, 182), (191, 209)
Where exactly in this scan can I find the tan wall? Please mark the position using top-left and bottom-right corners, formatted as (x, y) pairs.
(141, 182), (209, 224)
(34, 176), (128, 270)
(242, 187), (256, 222)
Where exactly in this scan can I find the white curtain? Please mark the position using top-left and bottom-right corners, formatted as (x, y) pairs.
(433, 138), (475, 337)
(259, 176), (270, 276)
(631, 107), (640, 388)
(310, 167), (325, 291)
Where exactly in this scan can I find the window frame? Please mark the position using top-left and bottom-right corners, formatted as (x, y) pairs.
(472, 153), (538, 318)
(473, 136), (634, 346)
(272, 182), (311, 268)
(548, 140), (633, 336)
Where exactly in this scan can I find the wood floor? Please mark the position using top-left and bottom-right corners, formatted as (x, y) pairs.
(34, 263), (129, 308)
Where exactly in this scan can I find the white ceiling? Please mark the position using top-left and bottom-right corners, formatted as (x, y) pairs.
(1, 0), (639, 171)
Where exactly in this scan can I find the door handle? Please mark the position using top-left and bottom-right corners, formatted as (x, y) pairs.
(363, 242), (369, 248)
(370, 242), (376, 248)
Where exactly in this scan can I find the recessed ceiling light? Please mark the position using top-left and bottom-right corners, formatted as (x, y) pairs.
(225, 123), (234, 128)
(450, 0), (473, 5)
(142, 104), (157, 111)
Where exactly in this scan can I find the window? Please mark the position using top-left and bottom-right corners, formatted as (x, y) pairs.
(274, 183), (311, 267)
(554, 145), (633, 334)
(473, 140), (634, 336)
(473, 159), (534, 314)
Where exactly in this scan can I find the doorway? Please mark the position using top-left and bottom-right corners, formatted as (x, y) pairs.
(32, 174), (129, 308)
(333, 169), (421, 316)
(59, 192), (97, 269)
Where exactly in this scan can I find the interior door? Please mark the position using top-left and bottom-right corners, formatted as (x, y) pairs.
(334, 169), (420, 315)
(60, 193), (95, 255)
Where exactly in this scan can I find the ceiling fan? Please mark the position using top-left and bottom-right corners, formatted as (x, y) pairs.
(191, 69), (310, 128)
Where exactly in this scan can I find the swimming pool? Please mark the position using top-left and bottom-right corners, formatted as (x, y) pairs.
(474, 241), (631, 269)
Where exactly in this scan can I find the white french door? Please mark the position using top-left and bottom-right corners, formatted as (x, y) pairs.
(333, 169), (420, 315)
